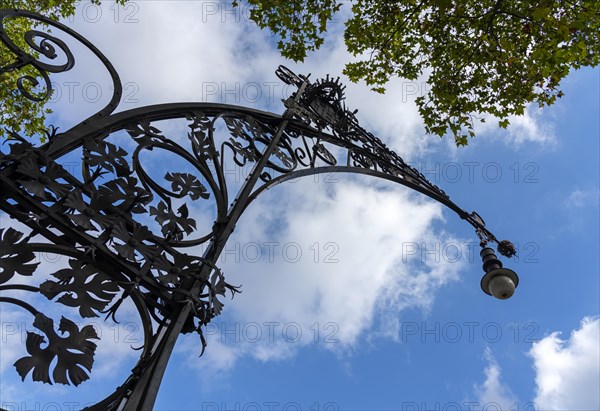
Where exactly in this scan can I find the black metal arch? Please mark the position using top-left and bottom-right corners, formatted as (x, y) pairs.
(0, 9), (516, 410)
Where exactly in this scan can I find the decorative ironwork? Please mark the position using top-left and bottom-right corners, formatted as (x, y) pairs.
(0, 9), (517, 410)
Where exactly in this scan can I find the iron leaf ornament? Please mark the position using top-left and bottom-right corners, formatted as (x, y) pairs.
(149, 201), (197, 241)
(16, 157), (71, 200)
(165, 172), (210, 200)
(187, 112), (218, 161)
(39, 260), (120, 318)
(0, 227), (39, 284)
(14, 314), (99, 386)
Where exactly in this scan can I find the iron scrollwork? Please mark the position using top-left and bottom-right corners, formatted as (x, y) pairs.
(0, 8), (516, 409)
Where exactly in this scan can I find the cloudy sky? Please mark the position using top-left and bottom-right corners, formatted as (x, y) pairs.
(0, 2), (599, 410)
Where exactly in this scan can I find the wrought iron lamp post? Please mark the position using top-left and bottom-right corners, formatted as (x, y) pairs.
(0, 10), (519, 410)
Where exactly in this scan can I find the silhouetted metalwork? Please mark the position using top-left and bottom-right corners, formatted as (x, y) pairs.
(0, 9), (518, 410)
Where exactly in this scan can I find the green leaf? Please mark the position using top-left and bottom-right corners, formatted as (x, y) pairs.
(532, 7), (551, 21)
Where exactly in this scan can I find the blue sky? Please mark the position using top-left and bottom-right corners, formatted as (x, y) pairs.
(0, 2), (599, 411)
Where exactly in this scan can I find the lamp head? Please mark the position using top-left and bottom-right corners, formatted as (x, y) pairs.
(480, 267), (519, 300)
(479, 246), (519, 300)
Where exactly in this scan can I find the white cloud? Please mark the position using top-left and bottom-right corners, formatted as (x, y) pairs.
(473, 318), (600, 411)
(177, 177), (466, 378)
(530, 316), (600, 411)
(503, 107), (557, 146)
(566, 188), (600, 208)
(44, 1), (435, 157)
(469, 105), (557, 148)
(473, 348), (519, 410)
(39, 0), (560, 179)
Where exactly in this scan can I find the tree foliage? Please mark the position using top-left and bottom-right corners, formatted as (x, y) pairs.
(2, 1), (598, 145)
(239, 0), (600, 145)
(0, 1), (124, 142)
